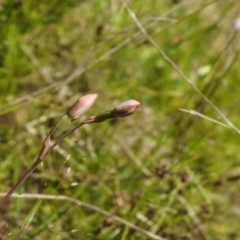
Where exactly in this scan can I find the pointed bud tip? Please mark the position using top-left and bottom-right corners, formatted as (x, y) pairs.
(113, 99), (141, 118)
(68, 93), (99, 119)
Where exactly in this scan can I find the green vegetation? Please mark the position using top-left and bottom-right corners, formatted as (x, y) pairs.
(0, 0), (240, 239)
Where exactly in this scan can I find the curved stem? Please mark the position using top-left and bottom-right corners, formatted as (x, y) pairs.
(0, 119), (91, 208)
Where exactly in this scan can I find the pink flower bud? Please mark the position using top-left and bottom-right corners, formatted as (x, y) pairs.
(68, 93), (98, 119)
(113, 100), (140, 118)
(234, 18), (240, 32)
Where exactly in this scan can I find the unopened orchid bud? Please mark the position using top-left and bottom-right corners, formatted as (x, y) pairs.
(112, 100), (140, 118)
(84, 99), (140, 124)
(68, 93), (98, 120)
(234, 18), (240, 32)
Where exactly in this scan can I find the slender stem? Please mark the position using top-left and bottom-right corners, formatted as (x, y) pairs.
(0, 158), (42, 208)
(0, 117), (96, 208)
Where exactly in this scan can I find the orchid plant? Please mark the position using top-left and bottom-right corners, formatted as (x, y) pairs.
(0, 94), (140, 207)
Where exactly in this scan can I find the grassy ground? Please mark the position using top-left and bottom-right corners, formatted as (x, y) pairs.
(1, 0), (240, 239)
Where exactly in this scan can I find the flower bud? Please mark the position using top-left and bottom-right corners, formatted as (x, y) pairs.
(112, 100), (140, 118)
(68, 93), (98, 120)
(234, 18), (240, 32)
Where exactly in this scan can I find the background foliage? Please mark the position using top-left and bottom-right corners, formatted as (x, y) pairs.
(1, 0), (240, 239)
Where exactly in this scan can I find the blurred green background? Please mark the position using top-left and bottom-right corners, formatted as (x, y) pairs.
(1, 0), (240, 239)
